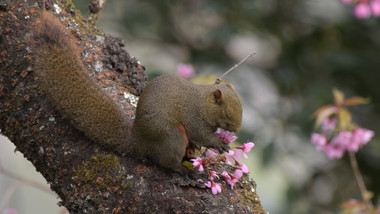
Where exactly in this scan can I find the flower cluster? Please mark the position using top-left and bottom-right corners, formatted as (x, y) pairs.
(311, 122), (374, 159)
(311, 89), (374, 159)
(190, 129), (254, 195)
(341, 0), (380, 19)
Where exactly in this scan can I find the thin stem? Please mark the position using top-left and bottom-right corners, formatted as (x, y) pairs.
(348, 152), (373, 209)
(215, 52), (256, 84)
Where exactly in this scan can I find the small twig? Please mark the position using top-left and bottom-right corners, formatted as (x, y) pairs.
(215, 52), (256, 84)
(87, 0), (108, 24)
(348, 152), (373, 209)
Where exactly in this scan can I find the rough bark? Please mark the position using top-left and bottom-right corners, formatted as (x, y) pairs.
(0, 0), (266, 213)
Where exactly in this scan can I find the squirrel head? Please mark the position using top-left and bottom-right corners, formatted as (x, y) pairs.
(206, 83), (242, 133)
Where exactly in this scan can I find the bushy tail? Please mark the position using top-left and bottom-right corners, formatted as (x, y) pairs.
(30, 11), (132, 150)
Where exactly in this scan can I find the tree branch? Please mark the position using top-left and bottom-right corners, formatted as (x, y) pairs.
(0, 0), (265, 213)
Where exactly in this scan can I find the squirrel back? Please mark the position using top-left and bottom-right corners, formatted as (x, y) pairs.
(30, 11), (132, 150)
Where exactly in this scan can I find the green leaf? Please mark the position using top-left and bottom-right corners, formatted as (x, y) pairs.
(313, 104), (335, 117)
(182, 161), (195, 170)
(343, 96), (370, 106)
(338, 108), (352, 130)
(333, 88), (345, 106)
(313, 105), (336, 128)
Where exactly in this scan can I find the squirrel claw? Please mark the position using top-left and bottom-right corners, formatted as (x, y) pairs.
(222, 144), (230, 152)
(217, 147), (223, 153)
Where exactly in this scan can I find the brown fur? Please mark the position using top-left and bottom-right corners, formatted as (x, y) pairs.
(31, 11), (242, 173)
(133, 74), (242, 173)
(30, 11), (132, 150)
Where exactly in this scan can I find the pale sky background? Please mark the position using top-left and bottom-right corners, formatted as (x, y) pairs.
(0, 135), (66, 214)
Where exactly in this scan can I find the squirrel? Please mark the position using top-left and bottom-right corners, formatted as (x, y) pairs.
(29, 11), (242, 174)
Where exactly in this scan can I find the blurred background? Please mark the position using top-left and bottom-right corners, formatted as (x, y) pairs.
(1, 0), (380, 213)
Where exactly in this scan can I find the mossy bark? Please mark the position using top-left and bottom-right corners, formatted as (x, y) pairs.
(0, 0), (266, 213)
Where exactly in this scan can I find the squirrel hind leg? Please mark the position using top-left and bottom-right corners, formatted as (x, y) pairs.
(143, 128), (189, 173)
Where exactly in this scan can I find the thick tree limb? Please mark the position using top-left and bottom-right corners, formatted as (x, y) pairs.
(0, 0), (265, 213)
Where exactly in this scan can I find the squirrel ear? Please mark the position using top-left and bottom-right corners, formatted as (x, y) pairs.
(211, 89), (225, 104)
(226, 83), (236, 92)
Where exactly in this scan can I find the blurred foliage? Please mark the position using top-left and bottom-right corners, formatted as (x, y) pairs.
(74, 0), (380, 213)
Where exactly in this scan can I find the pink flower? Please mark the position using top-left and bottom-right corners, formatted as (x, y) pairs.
(190, 157), (205, 172)
(214, 129), (237, 143)
(311, 133), (327, 150)
(205, 181), (222, 195)
(346, 141), (360, 152)
(221, 171), (238, 189)
(331, 131), (352, 148)
(239, 142), (255, 152)
(221, 170), (243, 189)
(236, 161), (249, 173)
(321, 118), (337, 131)
(322, 131), (351, 159)
(354, 3), (371, 19)
(311, 132), (349, 159)
(348, 127), (374, 151)
(371, 0), (380, 16)
(234, 169), (243, 179)
(225, 150), (234, 157)
(176, 63), (194, 79)
(314, 128), (374, 158)
(225, 149), (243, 162)
(209, 171), (219, 180)
(353, 128), (374, 144)
(323, 143), (345, 159)
(224, 150), (235, 163)
(205, 149), (218, 159)
(221, 171), (231, 180)
(225, 149), (243, 163)
(235, 142), (254, 158)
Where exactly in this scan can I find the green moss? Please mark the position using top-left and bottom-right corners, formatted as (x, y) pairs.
(72, 154), (129, 198)
(60, 1), (94, 31)
(237, 176), (267, 213)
